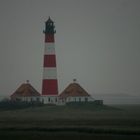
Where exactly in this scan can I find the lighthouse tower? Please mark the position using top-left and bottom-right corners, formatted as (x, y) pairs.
(42, 17), (58, 104)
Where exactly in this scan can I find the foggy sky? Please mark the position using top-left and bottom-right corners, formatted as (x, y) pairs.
(0, 0), (140, 98)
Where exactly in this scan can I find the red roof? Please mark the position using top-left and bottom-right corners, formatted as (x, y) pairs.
(11, 83), (40, 98)
(59, 83), (90, 98)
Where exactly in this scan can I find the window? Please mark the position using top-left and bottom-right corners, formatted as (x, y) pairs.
(55, 98), (57, 102)
(85, 97), (88, 102)
(42, 98), (44, 103)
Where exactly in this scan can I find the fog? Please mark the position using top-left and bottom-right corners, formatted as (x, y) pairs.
(0, 0), (140, 104)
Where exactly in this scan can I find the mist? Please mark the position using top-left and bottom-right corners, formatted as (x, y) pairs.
(0, 0), (140, 104)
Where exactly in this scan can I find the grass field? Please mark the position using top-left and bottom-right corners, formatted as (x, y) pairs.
(0, 104), (140, 139)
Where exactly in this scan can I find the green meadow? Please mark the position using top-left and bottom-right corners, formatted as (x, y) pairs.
(0, 104), (140, 140)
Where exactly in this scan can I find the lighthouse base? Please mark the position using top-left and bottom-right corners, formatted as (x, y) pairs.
(41, 95), (65, 105)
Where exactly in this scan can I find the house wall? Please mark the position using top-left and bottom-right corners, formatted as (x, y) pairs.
(41, 95), (60, 105)
(61, 96), (94, 103)
(40, 96), (95, 105)
(15, 96), (40, 102)
(11, 95), (95, 105)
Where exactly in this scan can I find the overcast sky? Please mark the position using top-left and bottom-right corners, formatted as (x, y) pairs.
(0, 0), (140, 97)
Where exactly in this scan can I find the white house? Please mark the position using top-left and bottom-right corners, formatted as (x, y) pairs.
(10, 81), (103, 105)
(58, 82), (94, 105)
(10, 81), (40, 102)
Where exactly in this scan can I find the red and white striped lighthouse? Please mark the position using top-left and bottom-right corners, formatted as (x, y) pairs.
(42, 17), (58, 96)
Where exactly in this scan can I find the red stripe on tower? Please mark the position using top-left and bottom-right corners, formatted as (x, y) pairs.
(42, 80), (58, 95)
(45, 34), (54, 42)
(42, 17), (58, 95)
(43, 55), (56, 67)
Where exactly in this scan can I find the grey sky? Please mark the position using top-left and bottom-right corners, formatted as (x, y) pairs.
(0, 0), (140, 97)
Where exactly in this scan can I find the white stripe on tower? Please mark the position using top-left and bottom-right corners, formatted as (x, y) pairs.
(44, 43), (55, 55)
(43, 67), (57, 79)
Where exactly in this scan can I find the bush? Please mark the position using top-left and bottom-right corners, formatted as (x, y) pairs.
(0, 100), (43, 111)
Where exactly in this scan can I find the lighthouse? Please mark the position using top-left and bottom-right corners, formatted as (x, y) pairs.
(9, 18), (102, 105)
(42, 17), (58, 104)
